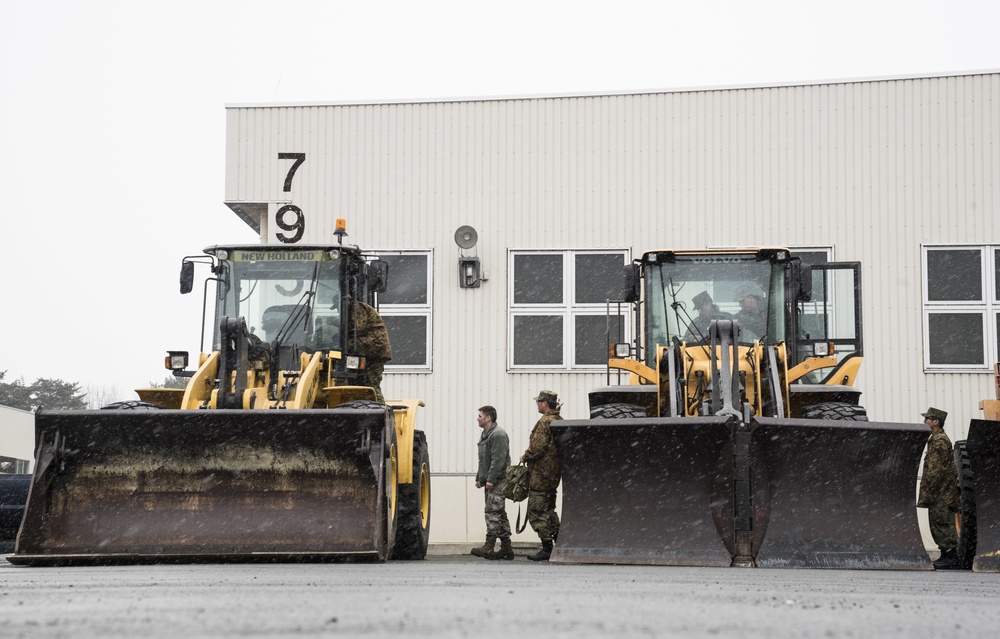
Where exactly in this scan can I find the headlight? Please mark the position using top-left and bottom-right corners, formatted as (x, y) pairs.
(165, 351), (189, 371)
(813, 342), (834, 357)
(345, 356), (362, 370)
(611, 343), (631, 358)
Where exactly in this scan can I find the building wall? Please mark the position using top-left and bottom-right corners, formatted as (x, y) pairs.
(0, 405), (35, 472)
(225, 72), (999, 545)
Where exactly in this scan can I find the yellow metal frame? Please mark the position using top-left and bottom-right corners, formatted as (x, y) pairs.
(786, 356), (837, 383)
(390, 399), (426, 484)
(608, 358), (658, 385)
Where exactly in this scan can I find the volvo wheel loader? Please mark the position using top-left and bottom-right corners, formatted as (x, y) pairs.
(550, 248), (931, 569)
(10, 221), (431, 565)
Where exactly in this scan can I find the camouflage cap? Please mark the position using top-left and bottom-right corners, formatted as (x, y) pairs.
(921, 407), (948, 421)
(534, 390), (558, 404)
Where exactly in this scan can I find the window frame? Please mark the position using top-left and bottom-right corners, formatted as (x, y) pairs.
(922, 244), (999, 373)
(370, 249), (433, 372)
(507, 248), (631, 372)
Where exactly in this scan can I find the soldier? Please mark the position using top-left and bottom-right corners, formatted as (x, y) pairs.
(917, 407), (961, 569)
(684, 291), (728, 341)
(347, 300), (392, 402)
(520, 390), (562, 561)
(733, 283), (767, 340)
(472, 406), (513, 560)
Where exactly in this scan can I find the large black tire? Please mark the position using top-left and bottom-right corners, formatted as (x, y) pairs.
(100, 401), (163, 410)
(590, 402), (648, 419)
(334, 400), (387, 411)
(391, 431), (431, 560)
(801, 402), (869, 421)
(954, 439), (977, 570)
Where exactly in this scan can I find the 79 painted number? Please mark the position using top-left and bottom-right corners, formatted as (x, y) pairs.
(276, 152), (306, 243)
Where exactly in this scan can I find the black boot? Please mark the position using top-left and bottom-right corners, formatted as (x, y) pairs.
(527, 539), (553, 561)
(933, 548), (959, 570)
(471, 535), (497, 558)
(485, 537), (514, 561)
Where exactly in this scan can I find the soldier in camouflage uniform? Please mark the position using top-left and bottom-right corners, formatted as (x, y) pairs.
(520, 390), (562, 561)
(472, 406), (513, 560)
(917, 407), (961, 569)
(347, 300), (392, 402)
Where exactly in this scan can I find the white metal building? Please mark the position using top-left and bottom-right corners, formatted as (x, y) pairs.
(0, 405), (35, 473)
(224, 70), (1000, 546)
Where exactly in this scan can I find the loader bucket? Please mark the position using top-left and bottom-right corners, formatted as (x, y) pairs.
(750, 417), (931, 569)
(549, 416), (735, 566)
(10, 406), (397, 566)
(967, 419), (1000, 572)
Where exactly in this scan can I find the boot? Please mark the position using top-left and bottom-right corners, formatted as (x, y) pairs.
(933, 548), (959, 570)
(485, 537), (514, 561)
(470, 535), (497, 558)
(527, 539), (553, 561)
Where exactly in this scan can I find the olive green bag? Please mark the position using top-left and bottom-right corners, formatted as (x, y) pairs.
(502, 463), (530, 533)
(503, 463), (529, 502)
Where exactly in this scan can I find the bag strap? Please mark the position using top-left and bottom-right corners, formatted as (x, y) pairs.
(515, 502), (528, 534)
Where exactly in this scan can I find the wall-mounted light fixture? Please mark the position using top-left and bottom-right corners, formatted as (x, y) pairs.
(455, 225), (483, 289)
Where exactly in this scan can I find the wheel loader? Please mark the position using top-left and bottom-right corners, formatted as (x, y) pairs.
(954, 363), (1000, 571)
(10, 221), (431, 565)
(550, 248), (932, 569)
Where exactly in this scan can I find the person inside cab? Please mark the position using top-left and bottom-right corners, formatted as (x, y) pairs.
(733, 283), (766, 340)
(684, 291), (729, 342)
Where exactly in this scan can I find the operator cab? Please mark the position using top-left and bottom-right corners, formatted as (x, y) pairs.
(641, 249), (802, 364)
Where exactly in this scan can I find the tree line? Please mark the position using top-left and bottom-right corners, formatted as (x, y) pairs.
(0, 371), (186, 412)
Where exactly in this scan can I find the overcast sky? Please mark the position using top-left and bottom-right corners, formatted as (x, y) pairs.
(1, 0), (998, 399)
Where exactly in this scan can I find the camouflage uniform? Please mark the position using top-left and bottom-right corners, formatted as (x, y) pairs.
(348, 301), (392, 402)
(918, 429), (961, 553)
(523, 400), (562, 542)
(476, 424), (511, 540)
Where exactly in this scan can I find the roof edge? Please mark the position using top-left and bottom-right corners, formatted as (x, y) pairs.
(225, 68), (1000, 109)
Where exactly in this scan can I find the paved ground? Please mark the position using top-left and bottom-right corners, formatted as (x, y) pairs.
(2, 551), (999, 638)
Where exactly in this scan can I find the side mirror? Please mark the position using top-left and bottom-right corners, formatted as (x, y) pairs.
(180, 261), (195, 295)
(796, 261), (812, 302)
(623, 264), (641, 303)
(368, 260), (389, 294)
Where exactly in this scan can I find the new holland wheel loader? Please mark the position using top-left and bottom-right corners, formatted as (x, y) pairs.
(550, 248), (932, 569)
(11, 222), (430, 565)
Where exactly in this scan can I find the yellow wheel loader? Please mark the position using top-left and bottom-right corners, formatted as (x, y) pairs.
(11, 225), (430, 565)
(550, 248), (931, 569)
(954, 363), (1000, 571)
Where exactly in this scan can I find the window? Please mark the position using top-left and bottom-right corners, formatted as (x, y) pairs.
(509, 250), (629, 370)
(373, 251), (432, 370)
(922, 246), (1000, 371)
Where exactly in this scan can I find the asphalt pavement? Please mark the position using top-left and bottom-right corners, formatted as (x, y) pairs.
(2, 551), (999, 638)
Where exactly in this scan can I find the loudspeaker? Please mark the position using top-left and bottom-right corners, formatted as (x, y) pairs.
(454, 225), (478, 250)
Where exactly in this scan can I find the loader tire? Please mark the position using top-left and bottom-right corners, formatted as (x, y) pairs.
(335, 400), (387, 411)
(100, 401), (163, 410)
(801, 401), (868, 421)
(590, 403), (648, 419)
(954, 440), (977, 570)
(391, 431), (431, 560)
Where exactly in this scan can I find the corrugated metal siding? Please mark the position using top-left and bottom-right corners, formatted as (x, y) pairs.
(225, 73), (1000, 475)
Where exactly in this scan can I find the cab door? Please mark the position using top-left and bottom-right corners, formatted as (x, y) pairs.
(793, 262), (863, 382)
